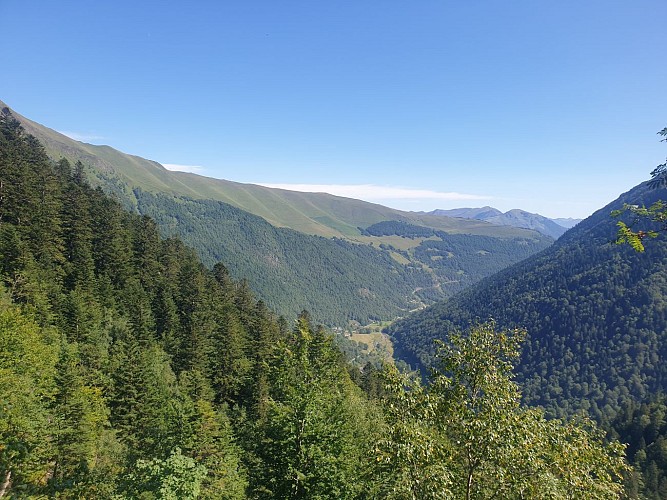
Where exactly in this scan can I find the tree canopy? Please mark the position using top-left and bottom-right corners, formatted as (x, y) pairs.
(0, 108), (628, 498)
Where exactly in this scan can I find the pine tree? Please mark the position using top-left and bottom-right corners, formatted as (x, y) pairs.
(50, 341), (112, 496)
(249, 312), (374, 498)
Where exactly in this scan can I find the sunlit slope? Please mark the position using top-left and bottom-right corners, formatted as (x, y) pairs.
(2, 100), (553, 326)
(4, 99), (542, 240)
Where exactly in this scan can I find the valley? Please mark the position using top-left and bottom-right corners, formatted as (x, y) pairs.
(2, 2), (664, 497)
(388, 180), (667, 416)
(2, 100), (552, 327)
(1, 103), (664, 497)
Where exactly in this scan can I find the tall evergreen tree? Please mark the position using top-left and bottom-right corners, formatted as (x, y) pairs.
(49, 341), (114, 496)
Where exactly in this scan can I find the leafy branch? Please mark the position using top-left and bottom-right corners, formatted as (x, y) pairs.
(612, 202), (666, 252)
(613, 127), (667, 251)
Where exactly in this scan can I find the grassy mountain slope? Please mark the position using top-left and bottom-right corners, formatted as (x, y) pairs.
(2, 100), (551, 326)
(134, 192), (549, 322)
(387, 181), (667, 419)
(3, 99), (544, 241)
(483, 209), (567, 239)
(133, 189), (432, 325)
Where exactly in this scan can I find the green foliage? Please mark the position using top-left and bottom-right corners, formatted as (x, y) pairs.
(122, 447), (208, 500)
(613, 202), (665, 252)
(646, 127), (667, 189)
(613, 126), (667, 251)
(182, 398), (247, 499)
(608, 391), (667, 497)
(376, 323), (628, 499)
(50, 341), (113, 494)
(372, 367), (452, 499)
(428, 323), (627, 499)
(0, 303), (57, 495)
(246, 313), (378, 499)
(0, 111), (247, 497)
(0, 108), (632, 498)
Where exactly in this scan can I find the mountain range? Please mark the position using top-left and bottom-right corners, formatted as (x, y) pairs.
(427, 206), (583, 239)
(1, 100), (552, 326)
(3, 97), (665, 497)
(5, 100), (538, 241)
(0, 93), (631, 500)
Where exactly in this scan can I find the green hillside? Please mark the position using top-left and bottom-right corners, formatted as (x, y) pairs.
(1, 100), (551, 326)
(2, 99), (544, 240)
(129, 189), (550, 324)
(1, 98), (412, 237)
(387, 180), (667, 497)
(0, 112), (627, 497)
(133, 189), (432, 325)
(388, 181), (667, 417)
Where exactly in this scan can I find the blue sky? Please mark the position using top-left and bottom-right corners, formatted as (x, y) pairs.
(2, 1), (666, 218)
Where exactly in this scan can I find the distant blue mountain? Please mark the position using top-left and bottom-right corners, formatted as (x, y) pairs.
(552, 217), (582, 229)
(426, 207), (582, 239)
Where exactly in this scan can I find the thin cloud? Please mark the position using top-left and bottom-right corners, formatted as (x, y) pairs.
(258, 183), (490, 202)
(58, 130), (106, 143)
(162, 163), (205, 174)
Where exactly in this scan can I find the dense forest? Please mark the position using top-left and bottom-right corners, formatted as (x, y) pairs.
(113, 188), (551, 328)
(6, 99), (554, 329)
(387, 181), (667, 415)
(387, 179), (667, 497)
(133, 190), (432, 326)
(0, 109), (628, 497)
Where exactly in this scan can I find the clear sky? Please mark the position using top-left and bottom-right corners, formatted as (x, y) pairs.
(2, 1), (666, 218)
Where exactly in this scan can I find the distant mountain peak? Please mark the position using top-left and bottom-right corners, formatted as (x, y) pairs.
(427, 206), (582, 239)
(428, 206), (502, 220)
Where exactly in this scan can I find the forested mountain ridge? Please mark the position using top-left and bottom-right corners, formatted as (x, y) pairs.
(0, 105), (627, 498)
(0, 100), (552, 326)
(388, 180), (667, 419)
(133, 189), (432, 325)
(2, 99), (541, 241)
(130, 190), (550, 324)
(389, 180), (667, 496)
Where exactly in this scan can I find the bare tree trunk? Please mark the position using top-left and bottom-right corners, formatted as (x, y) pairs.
(466, 467), (473, 500)
(0, 470), (11, 498)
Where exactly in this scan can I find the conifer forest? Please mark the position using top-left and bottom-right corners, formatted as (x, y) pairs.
(0, 109), (662, 498)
